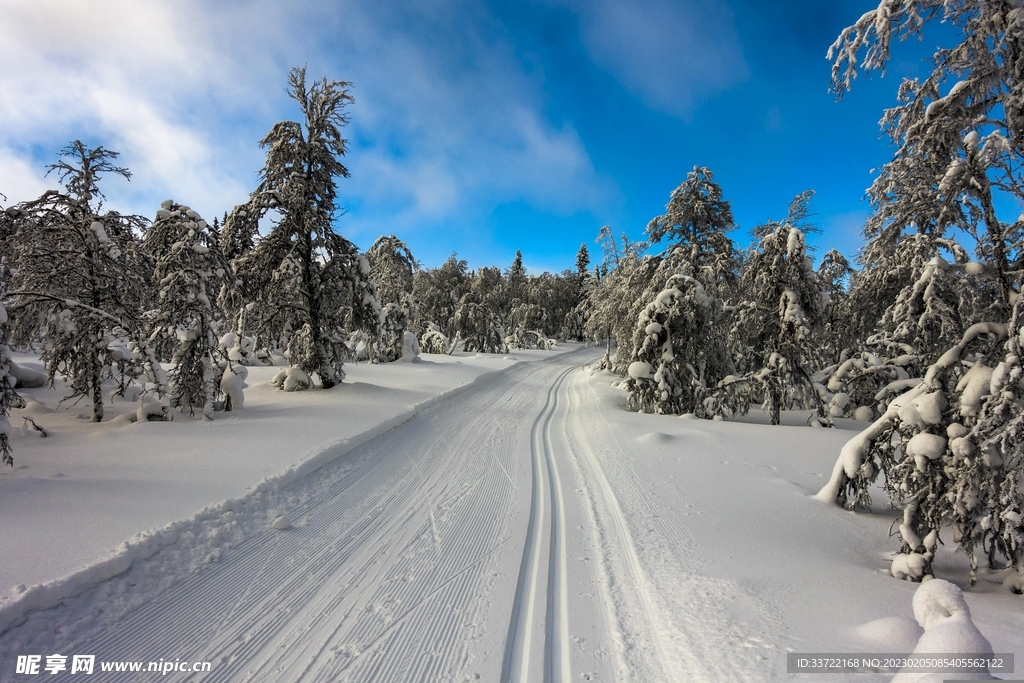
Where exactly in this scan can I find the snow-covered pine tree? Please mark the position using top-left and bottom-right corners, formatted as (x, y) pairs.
(230, 67), (380, 389)
(143, 200), (231, 418)
(644, 166), (738, 299)
(413, 253), (469, 339)
(366, 235), (417, 309)
(6, 142), (149, 422)
(452, 294), (507, 354)
(561, 243), (591, 342)
(506, 300), (549, 350)
(625, 274), (730, 416)
(816, 316), (1009, 582)
(817, 248), (854, 362)
(366, 235), (418, 360)
(967, 297), (1024, 586)
(504, 250), (527, 315)
(814, 1), (1024, 583)
(419, 322), (454, 355)
(830, 0), (1021, 323)
(730, 192), (829, 425)
(624, 169), (739, 416)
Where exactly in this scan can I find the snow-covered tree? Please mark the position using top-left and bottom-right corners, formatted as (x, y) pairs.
(730, 193), (829, 425)
(367, 235), (417, 308)
(452, 295), (507, 354)
(625, 274), (732, 416)
(504, 250), (527, 312)
(830, 0), (1022, 321)
(366, 235), (419, 362)
(561, 243), (592, 342)
(817, 249), (855, 361)
(6, 142), (149, 422)
(419, 322), (454, 355)
(620, 171), (740, 416)
(413, 253), (469, 338)
(645, 166), (738, 299)
(143, 200), (231, 418)
(586, 226), (649, 371)
(229, 67), (380, 389)
(817, 317), (1011, 583)
(0, 296), (18, 466)
(813, 1), (1024, 584)
(374, 302), (409, 362)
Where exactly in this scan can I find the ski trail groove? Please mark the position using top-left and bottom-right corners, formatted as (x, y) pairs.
(502, 364), (575, 683)
(564, 370), (671, 680)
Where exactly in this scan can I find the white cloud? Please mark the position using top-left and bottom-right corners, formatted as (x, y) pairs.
(0, 0), (615, 243)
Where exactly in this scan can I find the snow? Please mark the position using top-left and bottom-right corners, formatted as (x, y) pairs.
(0, 347), (567, 607)
(628, 360), (654, 379)
(891, 579), (996, 683)
(955, 362), (994, 417)
(906, 432), (946, 469)
(0, 350), (1020, 681)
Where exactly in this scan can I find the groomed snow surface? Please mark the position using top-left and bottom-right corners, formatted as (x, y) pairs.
(0, 347), (1021, 681)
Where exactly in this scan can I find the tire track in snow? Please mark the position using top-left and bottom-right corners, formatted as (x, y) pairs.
(502, 364), (575, 683)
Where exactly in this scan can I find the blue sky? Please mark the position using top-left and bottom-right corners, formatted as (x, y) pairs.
(0, 0), (950, 274)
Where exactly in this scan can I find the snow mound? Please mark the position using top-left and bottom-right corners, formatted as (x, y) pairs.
(637, 432), (674, 445)
(891, 553), (929, 581)
(853, 405), (874, 421)
(891, 579), (996, 683)
(9, 361), (46, 389)
(849, 616), (922, 652)
(221, 364), (247, 407)
(1003, 569), (1024, 594)
(271, 515), (292, 531)
(22, 400), (52, 414)
(271, 366), (311, 392)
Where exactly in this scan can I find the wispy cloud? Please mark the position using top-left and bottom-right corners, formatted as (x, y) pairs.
(0, 0), (616, 258)
(546, 0), (748, 117)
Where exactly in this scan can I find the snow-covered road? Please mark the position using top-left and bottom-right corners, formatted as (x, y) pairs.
(0, 348), (776, 682)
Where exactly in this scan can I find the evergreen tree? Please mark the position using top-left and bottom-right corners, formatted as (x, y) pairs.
(143, 200), (231, 418)
(623, 170), (740, 416)
(817, 249), (855, 362)
(366, 235), (418, 361)
(586, 227), (650, 371)
(831, 0), (1021, 319)
(730, 193), (829, 425)
(366, 235), (417, 307)
(0, 296), (18, 466)
(6, 142), (149, 422)
(818, 1), (1024, 584)
(452, 295), (507, 354)
(645, 166), (738, 299)
(230, 67), (379, 389)
(413, 253), (469, 338)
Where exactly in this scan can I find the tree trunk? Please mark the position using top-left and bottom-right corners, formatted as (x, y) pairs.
(89, 358), (104, 423)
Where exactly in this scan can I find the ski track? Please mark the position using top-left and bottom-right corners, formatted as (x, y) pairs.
(0, 348), (778, 682)
(500, 364), (574, 683)
(565, 369), (783, 682)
